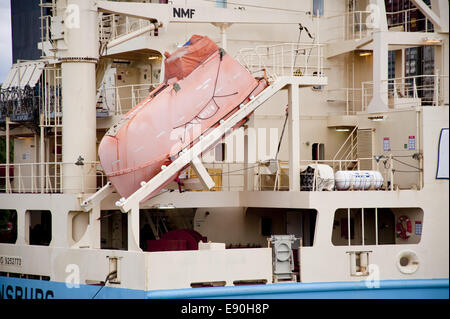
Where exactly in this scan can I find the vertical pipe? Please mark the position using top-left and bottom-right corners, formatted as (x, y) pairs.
(350, 252), (356, 275)
(40, 115), (45, 193)
(348, 208), (351, 246)
(390, 154), (394, 191)
(346, 89), (349, 115)
(5, 119), (10, 193)
(128, 204), (142, 251)
(359, 11), (362, 39)
(298, 237), (302, 282)
(375, 207), (378, 245)
(45, 137), (50, 192)
(361, 208), (365, 245)
(417, 110), (422, 189)
(60, 0), (98, 194)
(288, 84), (300, 191)
(360, 251), (368, 273)
(220, 24), (227, 51)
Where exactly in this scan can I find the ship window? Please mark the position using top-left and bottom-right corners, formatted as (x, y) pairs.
(261, 217), (272, 236)
(215, 143), (226, 161)
(27, 210), (52, 246)
(313, 0), (324, 16)
(332, 207), (423, 246)
(286, 209), (317, 247)
(100, 210), (128, 250)
(215, 0), (227, 8)
(0, 210), (17, 244)
(312, 143), (324, 160)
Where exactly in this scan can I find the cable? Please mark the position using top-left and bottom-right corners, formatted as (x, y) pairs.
(199, 0), (310, 14)
(213, 92), (239, 98)
(206, 163), (261, 176)
(293, 25), (303, 68)
(91, 270), (117, 299)
(392, 158), (421, 171)
(275, 109), (289, 161)
(173, 50), (224, 131)
(392, 170), (420, 173)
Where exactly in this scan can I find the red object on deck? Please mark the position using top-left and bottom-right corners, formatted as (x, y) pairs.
(146, 239), (187, 252)
(145, 229), (207, 252)
(98, 35), (268, 200)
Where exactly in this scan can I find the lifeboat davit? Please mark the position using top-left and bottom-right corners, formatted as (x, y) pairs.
(98, 35), (268, 199)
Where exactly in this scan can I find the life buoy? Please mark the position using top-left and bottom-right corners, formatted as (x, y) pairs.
(396, 215), (412, 239)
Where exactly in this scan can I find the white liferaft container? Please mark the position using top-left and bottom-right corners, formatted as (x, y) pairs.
(334, 170), (383, 190)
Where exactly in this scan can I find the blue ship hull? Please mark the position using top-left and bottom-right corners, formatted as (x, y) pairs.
(0, 277), (448, 299)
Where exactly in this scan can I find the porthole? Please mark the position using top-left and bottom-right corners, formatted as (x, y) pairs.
(396, 250), (419, 274)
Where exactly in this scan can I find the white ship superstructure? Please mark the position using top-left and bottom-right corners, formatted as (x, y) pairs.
(0, 0), (448, 299)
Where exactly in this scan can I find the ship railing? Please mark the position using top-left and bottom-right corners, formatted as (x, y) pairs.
(256, 158), (375, 191)
(362, 74), (449, 111)
(0, 161), (106, 194)
(39, 0), (57, 56)
(99, 14), (155, 44)
(98, 82), (161, 115)
(177, 158), (384, 192)
(386, 7), (433, 32)
(235, 42), (325, 82)
(326, 88), (363, 115)
(39, 15), (52, 45)
(41, 66), (62, 127)
(324, 11), (373, 43)
(332, 126), (359, 171)
(178, 162), (249, 192)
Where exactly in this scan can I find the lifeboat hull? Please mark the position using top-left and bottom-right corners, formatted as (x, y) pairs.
(98, 48), (267, 199)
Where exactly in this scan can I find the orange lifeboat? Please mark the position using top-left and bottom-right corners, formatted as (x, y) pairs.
(98, 35), (268, 199)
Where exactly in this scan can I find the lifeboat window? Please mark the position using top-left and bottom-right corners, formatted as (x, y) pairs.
(27, 210), (52, 246)
(0, 210), (17, 244)
(332, 207), (423, 246)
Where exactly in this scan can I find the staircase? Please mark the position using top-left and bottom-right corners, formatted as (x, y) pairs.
(332, 126), (359, 171)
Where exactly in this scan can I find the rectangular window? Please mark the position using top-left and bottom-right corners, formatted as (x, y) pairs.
(0, 210), (17, 244)
(312, 143), (324, 160)
(332, 207), (423, 246)
(100, 210), (128, 250)
(261, 218), (273, 237)
(28, 210), (52, 246)
(215, 0), (227, 8)
(312, 0), (324, 16)
(215, 143), (226, 161)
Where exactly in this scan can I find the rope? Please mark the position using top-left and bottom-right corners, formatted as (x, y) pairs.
(392, 158), (421, 171)
(275, 109), (289, 161)
(91, 270), (118, 299)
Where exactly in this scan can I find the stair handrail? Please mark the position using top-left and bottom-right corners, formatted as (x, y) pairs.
(332, 126), (358, 162)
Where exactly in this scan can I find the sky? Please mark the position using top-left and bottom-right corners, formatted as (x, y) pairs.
(0, 0), (11, 85)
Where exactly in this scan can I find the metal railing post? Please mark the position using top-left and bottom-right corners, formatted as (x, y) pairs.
(346, 89), (349, 115)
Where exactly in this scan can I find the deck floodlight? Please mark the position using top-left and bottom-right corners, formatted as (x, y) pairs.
(75, 156), (84, 166)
